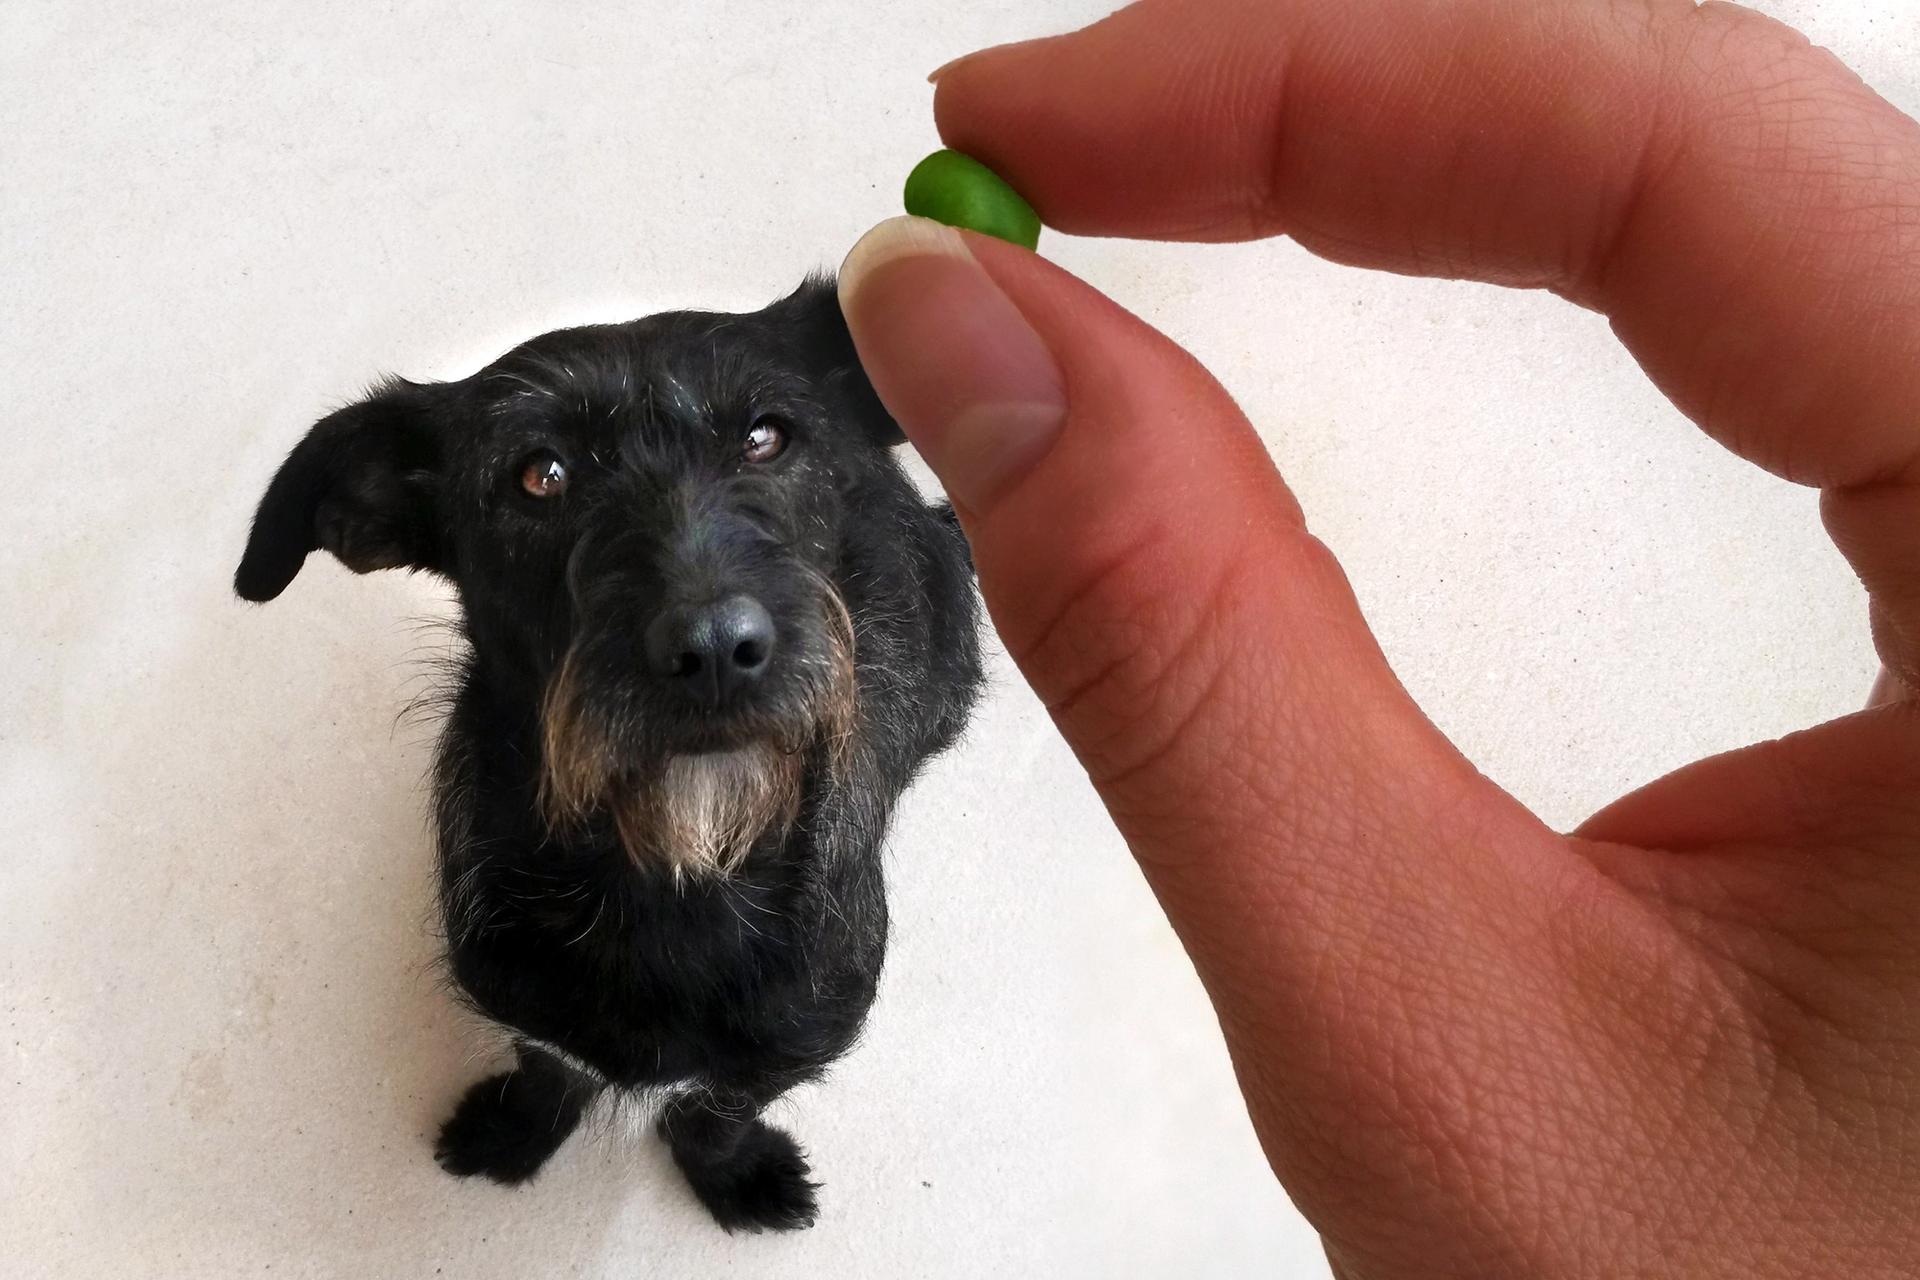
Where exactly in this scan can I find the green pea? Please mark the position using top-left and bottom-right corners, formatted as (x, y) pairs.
(902, 149), (1042, 250)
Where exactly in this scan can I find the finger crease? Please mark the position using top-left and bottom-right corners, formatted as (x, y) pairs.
(1582, 75), (1678, 306)
(1005, 522), (1167, 673)
(1082, 562), (1248, 794)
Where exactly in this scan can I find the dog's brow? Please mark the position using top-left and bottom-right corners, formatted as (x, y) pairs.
(656, 371), (702, 426)
(487, 370), (558, 399)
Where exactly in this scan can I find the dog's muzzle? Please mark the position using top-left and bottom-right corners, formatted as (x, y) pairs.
(537, 582), (856, 876)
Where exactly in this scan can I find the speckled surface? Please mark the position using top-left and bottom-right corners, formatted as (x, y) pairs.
(3, 2), (1911, 1276)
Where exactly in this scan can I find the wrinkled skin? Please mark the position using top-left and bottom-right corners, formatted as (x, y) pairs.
(838, 2), (1920, 1276)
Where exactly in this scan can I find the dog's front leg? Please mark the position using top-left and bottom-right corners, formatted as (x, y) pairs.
(434, 1041), (602, 1185)
(656, 1082), (818, 1232)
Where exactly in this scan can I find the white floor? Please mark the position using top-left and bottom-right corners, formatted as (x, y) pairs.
(4, 2), (1912, 1276)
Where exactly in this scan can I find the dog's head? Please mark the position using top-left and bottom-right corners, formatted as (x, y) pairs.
(236, 279), (904, 872)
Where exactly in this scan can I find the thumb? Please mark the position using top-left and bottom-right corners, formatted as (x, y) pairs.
(837, 217), (1547, 1025)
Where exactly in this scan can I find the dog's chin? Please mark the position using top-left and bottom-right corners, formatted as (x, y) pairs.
(655, 716), (807, 759)
(540, 704), (831, 877)
(608, 740), (806, 877)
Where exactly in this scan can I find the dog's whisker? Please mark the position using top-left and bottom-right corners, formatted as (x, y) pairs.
(562, 892), (608, 947)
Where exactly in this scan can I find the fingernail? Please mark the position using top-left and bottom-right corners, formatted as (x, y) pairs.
(927, 50), (981, 84)
(838, 216), (1066, 510)
(1868, 665), (1912, 707)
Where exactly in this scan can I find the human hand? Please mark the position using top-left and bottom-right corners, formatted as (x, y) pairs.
(837, 2), (1920, 1276)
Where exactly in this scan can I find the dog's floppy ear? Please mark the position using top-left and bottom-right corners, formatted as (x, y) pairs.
(234, 378), (446, 603)
(771, 274), (907, 449)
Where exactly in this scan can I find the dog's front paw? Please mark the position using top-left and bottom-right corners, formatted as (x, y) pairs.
(434, 1070), (584, 1185)
(674, 1121), (819, 1232)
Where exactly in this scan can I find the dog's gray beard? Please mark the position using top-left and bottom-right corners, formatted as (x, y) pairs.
(613, 745), (805, 875)
(539, 586), (856, 877)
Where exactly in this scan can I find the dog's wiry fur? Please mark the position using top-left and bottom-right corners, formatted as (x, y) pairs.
(538, 564), (858, 877)
(235, 278), (982, 1231)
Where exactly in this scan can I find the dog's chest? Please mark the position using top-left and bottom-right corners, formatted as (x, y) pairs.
(443, 855), (832, 1084)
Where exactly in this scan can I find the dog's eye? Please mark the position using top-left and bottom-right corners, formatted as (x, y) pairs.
(742, 417), (789, 464)
(519, 452), (569, 499)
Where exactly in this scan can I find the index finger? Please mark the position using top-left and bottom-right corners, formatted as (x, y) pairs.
(934, 0), (1920, 679)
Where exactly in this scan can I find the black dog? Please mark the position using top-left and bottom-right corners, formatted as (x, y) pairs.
(235, 278), (982, 1230)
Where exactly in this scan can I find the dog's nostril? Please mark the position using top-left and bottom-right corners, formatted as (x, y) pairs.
(644, 595), (777, 706)
(732, 639), (767, 671)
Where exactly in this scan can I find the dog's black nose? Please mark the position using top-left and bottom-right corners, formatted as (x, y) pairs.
(644, 595), (776, 706)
